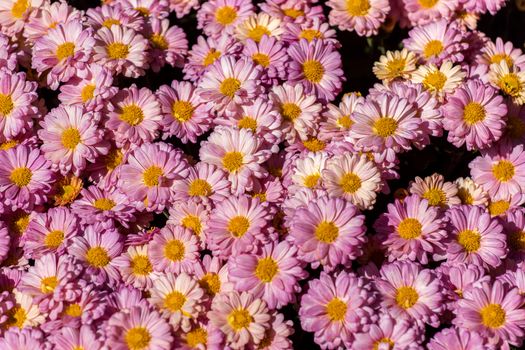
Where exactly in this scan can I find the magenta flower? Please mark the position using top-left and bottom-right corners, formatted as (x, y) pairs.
(172, 161), (231, 204)
(50, 326), (102, 350)
(242, 35), (288, 84)
(197, 0), (255, 38)
(146, 18), (188, 72)
(86, 3), (144, 32)
(327, 0), (390, 36)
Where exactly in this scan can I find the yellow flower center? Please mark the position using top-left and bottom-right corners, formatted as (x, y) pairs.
(488, 200), (510, 216)
(283, 8), (304, 18)
(222, 151), (243, 173)
(373, 117), (398, 137)
(107, 42), (129, 59)
(252, 53), (270, 68)
(56, 42), (75, 61)
(219, 77), (241, 98)
(423, 188), (447, 206)
(86, 246), (110, 268)
(397, 218), (422, 239)
(164, 239), (185, 262)
(125, 327), (151, 350)
(346, 0), (371, 16)
(340, 172), (362, 193)
(373, 338), (395, 350)
(498, 73), (522, 97)
(172, 100), (194, 122)
(252, 192), (266, 202)
(300, 29), (323, 42)
(303, 137), (326, 152)
(315, 221), (339, 243)
(61, 127), (81, 149)
(418, 0), (439, 8)
(463, 102), (486, 125)
(492, 160), (515, 182)
(199, 273), (221, 296)
(227, 309), (253, 331)
(238, 116), (257, 132)
(134, 7), (150, 16)
(65, 303), (82, 317)
(44, 230), (64, 248)
(491, 54), (513, 67)
(325, 298), (347, 321)
(164, 291), (186, 312)
(203, 49), (221, 67)
(386, 58), (407, 78)
(457, 188), (473, 205)
(506, 115), (525, 139)
(102, 18), (120, 28)
(11, 0), (29, 19)
(8, 212), (29, 236)
(255, 257), (279, 283)
(131, 255), (152, 275)
(119, 104), (144, 126)
(0, 140), (18, 150)
(395, 286), (419, 309)
(40, 276), (58, 294)
(10, 167), (32, 187)
(227, 216), (250, 237)
(186, 327), (208, 348)
(280, 103), (302, 122)
(509, 230), (525, 251)
(480, 304), (506, 328)
(457, 229), (481, 252)
(181, 215), (202, 235)
(188, 179), (212, 197)
(104, 148), (123, 170)
(143, 166), (163, 187)
(150, 34), (168, 50)
(4, 306), (26, 329)
(303, 174), (320, 188)
(337, 115), (353, 129)
(93, 198), (116, 211)
(302, 59), (325, 83)
(81, 84), (96, 103)
(423, 40), (444, 59)
(0, 93), (14, 117)
(215, 6), (237, 25)
(423, 71), (447, 91)
(247, 25), (270, 42)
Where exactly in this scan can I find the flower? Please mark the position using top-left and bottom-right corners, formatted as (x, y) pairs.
(169, 200), (210, 242)
(488, 61), (525, 105)
(326, 0), (390, 36)
(0, 0), (43, 36)
(50, 326), (102, 350)
(172, 162), (231, 203)
(373, 49), (418, 82)
(235, 13), (284, 43)
(197, 0), (255, 38)
(0, 328), (44, 350)
(290, 152), (328, 192)
(408, 173), (461, 208)
(86, 3), (144, 32)
(353, 314), (423, 349)
(113, 245), (159, 289)
(412, 61), (465, 99)
(479, 37), (525, 71)
(454, 177), (489, 206)
(146, 18), (188, 71)
(427, 327), (489, 350)
(242, 35), (288, 84)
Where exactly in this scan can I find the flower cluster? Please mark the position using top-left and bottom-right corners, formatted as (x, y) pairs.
(0, 0), (524, 349)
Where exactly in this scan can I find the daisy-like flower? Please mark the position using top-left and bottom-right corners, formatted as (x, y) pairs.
(0, 223), (10, 264)
(208, 291), (271, 348)
(470, 144), (525, 198)
(23, 207), (78, 259)
(172, 162), (231, 203)
(412, 61), (466, 99)
(228, 240), (307, 309)
(0, 145), (54, 211)
(105, 305), (173, 350)
(326, 0), (390, 36)
(282, 17), (338, 45)
(86, 143), (127, 188)
(254, 312), (294, 350)
(119, 142), (189, 212)
(350, 94), (420, 154)
(148, 225), (200, 274)
(0, 33), (17, 71)
(373, 49), (418, 83)
(456, 280), (525, 346)
(290, 196), (366, 270)
(323, 153), (382, 210)
(440, 263), (489, 307)
(408, 173), (461, 208)
(51, 326), (102, 350)
(194, 254), (232, 297)
(207, 194), (269, 259)
(445, 205), (507, 268)
(149, 273), (205, 331)
(376, 260), (444, 327)
(318, 92), (363, 142)
(38, 105), (109, 176)
(443, 79), (507, 150)
(2, 290), (45, 331)
(290, 152), (328, 192)
(353, 314), (423, 349)
(106, 85), (162, 147)
(197, 56), (262, 114)
(199, 126), (271, 194)
(197, 0), (255, 38)
(488, 61), (525, 105)
(454, 177), (489, 206)
(93, 25), (148, 78)
(170, 0), (200, 18)
(269, 83), (322, 143)
(113, 245), (159, 289)
(0, 0), (43, 36)
(157, 80), (213, 144)
(0, 70), (38, 141)
(32, 20), (94, 90)
(86, 3), (144, 32)
(146, 18), (188, 72)
(479, 37), (525, 71)
(235, 13), (284, 43)
(0, 328), (44, 350)
(287, 39), (344, 101)
(242, 35), (288, 84)
(24, 0), (83, 43)
(175, 321), (225, 350)
(69, 224), (123, 286)
(299, 271), (377, 349)
(118, 0), (170, 18)
(259, 0), (324, 24)
(427, 327), (489, 350)
(376, 194), (447, 264)
(169, 200), (210, 242)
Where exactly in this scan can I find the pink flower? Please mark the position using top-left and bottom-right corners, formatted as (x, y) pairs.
(319, 92), (363, 142)
(427, 327), (490, 350)
(402, 0), (458, 26)
(24, 1), (83, 43)
(86, 4), (144, 32)
(0, 328), (44, 350)
(113, 245), (159, 289)
(242, 35), (288, 84)
(50, 326), (102, 350)
(353, 314), (424, 349)
(145, 18), (188, 71)
(0, 0), (44, 36)
(408, 173), (461, 208)
(172, 162), (231, 204)
(327, 0), (390, 36)
(197, 0), (255, 38)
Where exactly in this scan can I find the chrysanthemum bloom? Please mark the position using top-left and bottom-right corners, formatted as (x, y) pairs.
(287, 39), (343, 101)
(282, 17), (339, 45)
(349, 94), (420, 154)
(260, 0), (324, 24)
(106, 85), (161, 147)
(299, 271), (377, 349)
(252, 312), (294, 350)
(488, 61), (525, 105)
(454, 177), (489, 206)
(0, 223), (10, 264)
(168, 201), (210, 243)
(242, 35), (288, 84)
(119, 0), (170, 18)
(235, 13), (284, 43)
(0, 0), (43, 36)
(69, 224), (123, 286)
(443, 79), (507, 150)
(207, 195), (269, 259)
(172, 162), (231, 204)
(24, 0), (83, 43)
(197, 56), (262, 114)
(290, 152), (328, 192)
(269, 83), (322, 143)
(146, 18), (188, 72)
(93, 25), (148, 78)
(456, 280), (525, 346)
(402, 0), (457, 26)
(51, 326), (102, 350)
(208, 291), (271, 348)
(0, 34), (17, 71)
(0, 70), (38, 141)
(427, 327), (489, 350)
(148, 225), (200, 274)
(58, 64), (118, 112)
(193, 254), (232, 297)
(376, 261), (444, 327)
(120, 142), (189, 212)
(70, 185), (135, 228)
(157, 80), (212, 144)
(31, 21), (94, 90)
(445, 205), (507, 268)
(86, 143), (127, 188)
(412, 61), (466, 100)
(2, 289), (45, 331)
(23, 207), (78, 259)
(86, 3), (144, 32)
(408, 173), (461, 208)
(373, 49), (418, 82)
(353, 314), (423, 349)
(323, 153), (382, 210)
(38, 105), (109, 176)
(105, 305), (173, 350)
(175, 321), (225, 350)
(199, 126), (271, 193)
(479, 37), (525, 72)
(326, 0), (390, 36)
(318, 92), (362, 142)
(439, 263), (489, 307)
(0, 145), (54, 211)
(113, 245), (159, 289)
(0, 328), (44, 350)
(149, 273), (205, 331)
(228, 240), (307, 309)
(197, 0), (255, 38)
(290, 196), (366, 270)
